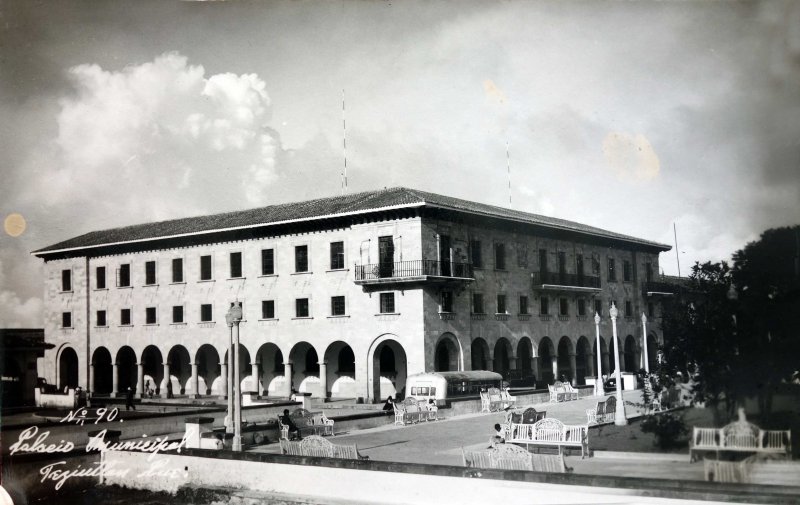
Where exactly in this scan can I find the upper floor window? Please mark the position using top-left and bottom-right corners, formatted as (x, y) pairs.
(540, 297), (549, 315)
(230, 252), (243, 278)
(379, 293), (395, 314)
(519, 295), (529, 315)
(539, 249), (548, 273)
(172, 306), (184, 324)
(577, 298), (586, 316)
(496, 294), (507, 314)
(607, 258), (617, 282)
(441, 291), (453, 312)
(594, 299), (603, 316)
(576, 254), (584, 276)
(96, 266), (106, 289)
(262, 300), (275, 319)
(331, 296), (346, 316)
(625, 300), (633, 317)
(120, 308), (131, 326)
(645, 262), (653, 283)
(145, 261), (157, 285)
(61, 269), (72, 292)
(623, 260), (632, 282)
(117, 264), (131, 287)
(96, 310), (107, 327)
(330, 242), (345, 270)
(558, 251), (567, 275)
(172, 258), (184, 283)
(62, 312), (72, 328)
(472, 293), (484, 314)
(200, 304), (213, 322)
(261, 248), (275, 276)
(145, 307), (157, 325)
(517, 243), (528, 268)
(559, 298), (569, 316)
(200, 255), (213, 281)
(296, 297), (310, 317)
(295, 245), (309, 273)
(470, 240), (483, 268)
(494, 243), (506, 270)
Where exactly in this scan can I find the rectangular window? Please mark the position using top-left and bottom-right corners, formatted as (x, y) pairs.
(648, 302), (655, 318)
(540, 297), (549, 315)
(296, 297), (310, 317)
(172, 258), (184, 283)
(96, 266), (106, 289)
(577, 298), (586, 316)
(623, 260), (632, 282)
(230, 252), (242, 278)
(117, 264), (131, 287)
(120, 308), (131, 326)
(172, 306), (184, 323)
(295, 245), (309, 273)
(494, 243), (506, 270)
(576, 254), (584, 276)
(62, 269), (72, 291)
(470, 240), (483, 268)
(330, 241), (345, 270)
(441, 291), (453, 312)
(519, 295), (529, 315)
(645, 262), (653, 283)
(559, 298), (569, 316)
(261, 300), (275, 319)
(379, 293), (395, 314)
(608, 258), (617, 281)
(261, 248), (275, 275)
(200, 304), (213, 322)
(96, 310), (106, 327)
(472, 293), (484, 314)
(625, 300), (633, 317)
(62, 312), (72, 328)
(539, 249), (548, 273)
(200, 255), (212, 281)
(517, 243), (528, 268)
(145, 261), (156, 285)
(145, 307), (157, 325)
(331, 296), (346, 316)
(558, 251), (567, 275)
(496, 294), (507, 314)
(594, 299), (603, 316)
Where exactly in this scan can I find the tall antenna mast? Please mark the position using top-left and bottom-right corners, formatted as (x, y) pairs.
(506, 139), (512, 207)
(673, 222), (681, 277)
(341, 89), (348, 194)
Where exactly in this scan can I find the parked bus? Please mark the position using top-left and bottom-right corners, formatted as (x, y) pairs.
(405, 371), (503, 403)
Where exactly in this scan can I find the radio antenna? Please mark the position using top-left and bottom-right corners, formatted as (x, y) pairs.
(341, 89), (348, 194)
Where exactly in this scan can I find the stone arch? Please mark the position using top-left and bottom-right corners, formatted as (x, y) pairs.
(255, 342), (284, 397)
(575, 336), (591, 385)
(324, 341), (356, 398)
(195, 344), (220, 396)
(624, 335), (638, 372)
(116, 346), (137, 395)
(141, 345), (163, 395)
(167, 345), (191, 395)
(557, 336), (575, 383)
(91, 347), (113, 395)
(470, 337), (491, 371)
(58, 345), (79, 390)
(538, 337), (556, 385)
(288, 342), (321, 397)
(434, 333), (462, 372)
(493, 338), (513, 379)
(366, 334), (408, 403)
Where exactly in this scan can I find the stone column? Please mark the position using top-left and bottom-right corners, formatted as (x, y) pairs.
(485, 354), (494, 372)
(161, 362), (170, 396)
(137, 363), (144, 398)
(318, 361), (328, 399)
(220, 362), (228, 398)
(551, 356), (558, 382)
(89, 363), (95, 395)
(191, 362), (199, 398)
(531, 356), (541, 384)
(284, 361), (294, 398)
(508, 357), (517, 371)
(112, 362), (119, 396)
(435, 233), (442, 275)
(569, 353), (578, 385)
(251, 361), (260, 395)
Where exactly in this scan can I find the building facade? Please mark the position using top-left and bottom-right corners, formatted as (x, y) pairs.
(34, 187), (671, 402)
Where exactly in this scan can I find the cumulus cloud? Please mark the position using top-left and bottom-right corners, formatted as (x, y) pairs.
(0, 259), (43, 327)
(602, 132), (661, 182)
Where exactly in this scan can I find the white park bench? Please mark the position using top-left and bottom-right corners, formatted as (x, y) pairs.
(548, 381), (578, 402)
(586, 396), (616, 424)
(690, 416), (792, 462)
(277, 408), (335, 440)
(462, 443), (568, 473)
(480, 388), (505, 412)
(279, 435), (369, 460)
(506, 417), (589, 458)
(500, 388), (516, 408)
(393, 397), (426, 425)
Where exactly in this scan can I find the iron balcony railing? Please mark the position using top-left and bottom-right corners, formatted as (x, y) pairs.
(531, 271), (601, 289)
(354, 259), (473, 282)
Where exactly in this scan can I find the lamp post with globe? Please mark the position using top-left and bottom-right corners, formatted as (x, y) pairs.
(610, 302), (628, 426)
(226, 302), (244, 451)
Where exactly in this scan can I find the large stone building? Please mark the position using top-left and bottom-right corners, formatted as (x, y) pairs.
(33, 187), (670, 402)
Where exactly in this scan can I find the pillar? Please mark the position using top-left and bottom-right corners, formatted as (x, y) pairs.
(508, 357), (517, 371)
(161, 362), (170, 396)
(531, 356), (541, 384)
(435, 233), (442, 275)
(220, 362), (228, 398)
(569, 353), (577, 385)
(89, 363), (95, 396)
(551, 356), (558, 382)
(485, 354), (494, 372)
(284, 361), (293, 398)
(319, 361), (328, 399)
(251, 361), (260, 395)
(191, 362), (199, 398)
(112, 362), (119, 396)
(137, 362), (144, 398)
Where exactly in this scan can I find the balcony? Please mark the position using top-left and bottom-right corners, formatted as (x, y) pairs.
(354, 259), (474, 289)
(643, 281), (678, 297)
(531, 271), (601, 293)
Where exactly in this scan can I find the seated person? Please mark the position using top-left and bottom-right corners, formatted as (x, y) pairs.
(427, 399), (437, 410)
(382, 396), (394, 411)
(281, 408), (302, 440)
(489, 423), (505, 448)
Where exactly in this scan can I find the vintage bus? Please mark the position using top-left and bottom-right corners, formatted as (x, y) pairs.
(405, 371), (503, 403)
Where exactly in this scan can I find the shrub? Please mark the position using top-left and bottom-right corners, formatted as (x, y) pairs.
(640, 412), (688, 449)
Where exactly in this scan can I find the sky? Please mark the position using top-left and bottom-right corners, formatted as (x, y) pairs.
(1, 0), (799, 328)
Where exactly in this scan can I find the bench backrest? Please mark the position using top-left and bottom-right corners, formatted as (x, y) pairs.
(594, 402), (606, 416)
(532, 418), (565, 442)
(605, 396), (616, 412)
(281, 435), (360, 459)
(401, 397), (419, 413)
(722, 422), (758, 449)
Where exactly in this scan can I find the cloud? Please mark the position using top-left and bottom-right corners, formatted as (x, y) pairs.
(0, 259), (43, 327)
(602, 132), (661, 182)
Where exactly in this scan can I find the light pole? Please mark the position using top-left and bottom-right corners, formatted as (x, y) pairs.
(594, 312), (604, 396)
(609, 303), (628, 426)
(641, 312), (650, 374)
(226, 302), (244, 451)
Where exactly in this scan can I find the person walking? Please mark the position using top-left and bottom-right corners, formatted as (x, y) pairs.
(125, 387), (136, 411)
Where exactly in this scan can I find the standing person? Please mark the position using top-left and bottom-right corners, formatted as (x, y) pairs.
(125, 387), (136, 411)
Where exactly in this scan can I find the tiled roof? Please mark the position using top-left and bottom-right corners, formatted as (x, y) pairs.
(33, 187), (670, 255)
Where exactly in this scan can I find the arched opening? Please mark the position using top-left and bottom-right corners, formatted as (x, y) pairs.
(575, 337), (591, 385)
(140, 345), (163, 395)
(493, 338), (513, 378)
(288, 342), (320, 397)
(167, 345), (191, 395)
(624, 335), (638, 372)
(91, 347), (113, 395)
(538, 337), (555, 385)
(195, 344), (220, 396)
(370, 338), (407, 402)
(470, 338), (490, 371)
(557, 337), (575, 383)
(324, 341), (356, 399)
(116, 346), (137, 395)
(255, 342), (283, 397)
(434, 333), (460, 372)
(59, 346), (79, 390)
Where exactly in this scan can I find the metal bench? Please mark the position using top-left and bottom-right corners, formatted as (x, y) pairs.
(690, 410), (792, 462)
(586, 396), (616, 424)
(462, 444), (568, 473)
(480, 388), (505, 412)
(506, 417), (589, 458)
(393, 397), (426, 425)
(548, 381), (578, 402)
(277, 408), (334, 440)
(280, 435), (368, 460)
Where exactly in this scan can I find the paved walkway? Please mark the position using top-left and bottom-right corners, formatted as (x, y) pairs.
(250, 390), (706, 482)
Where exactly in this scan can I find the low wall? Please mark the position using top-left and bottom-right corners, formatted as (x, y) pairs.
(100, 449), (800, 505)
(35, 389), (78, 409)
(2, 450), (101, 502)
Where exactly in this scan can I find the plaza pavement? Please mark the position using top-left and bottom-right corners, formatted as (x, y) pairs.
(250, 390), (707, 482)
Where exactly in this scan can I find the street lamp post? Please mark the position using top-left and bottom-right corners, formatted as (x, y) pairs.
(594, 312), (604, 396)
(226, 302), (244, 451)
(609, 303), (628, 426)
(641, 312), (650, 374)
